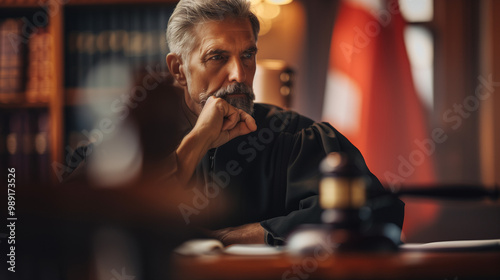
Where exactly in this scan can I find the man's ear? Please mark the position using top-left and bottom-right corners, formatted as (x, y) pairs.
(166, 53), (187, 87)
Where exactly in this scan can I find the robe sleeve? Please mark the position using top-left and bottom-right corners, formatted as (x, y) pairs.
(260, 121), (405, 245)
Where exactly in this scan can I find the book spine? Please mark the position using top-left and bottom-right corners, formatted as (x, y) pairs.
(21, 110), (36, 183)
(88, 9), (100, 89)
(65, 10), (78, 88)
(0, 110), (7, 171)
(26, 27), (52, 103)
(94, 9), (108, 88)
(34, 109), (50, 183)
(7, 111), (25, 184)
(0, 19), (4, 94)
(75, 11), (90, 88)
(108, 7), (122, 88)
(129, 8), (142, 80)
(40, 30), (53, 102)
(0, 18), (26, 94)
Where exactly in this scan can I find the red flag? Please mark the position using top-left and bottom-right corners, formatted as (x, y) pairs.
(323, 0), (435, 187)
(322, 0), (436, 238)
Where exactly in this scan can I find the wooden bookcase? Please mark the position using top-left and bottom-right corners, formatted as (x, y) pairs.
(0, 0), (178, 184)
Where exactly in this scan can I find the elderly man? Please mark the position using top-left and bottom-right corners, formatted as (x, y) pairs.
(165, 0), (404, 246)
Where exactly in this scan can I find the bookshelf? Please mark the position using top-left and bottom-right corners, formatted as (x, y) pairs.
(0, 0), (178, 184)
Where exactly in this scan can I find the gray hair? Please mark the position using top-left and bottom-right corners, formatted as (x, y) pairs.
(166, 0), (260, 63)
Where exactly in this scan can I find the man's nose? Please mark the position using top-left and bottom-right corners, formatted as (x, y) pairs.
(227, 57), (246, 83)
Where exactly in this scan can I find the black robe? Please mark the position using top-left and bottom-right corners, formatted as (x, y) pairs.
(194, 103), (405, 245)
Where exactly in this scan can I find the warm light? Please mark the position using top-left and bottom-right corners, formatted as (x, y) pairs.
(249, 0), (293, 36)
(258, 59), (287, 70)
(404, 26), (434, 109)
(254, 59), (289, 108)
(399, 0), (433, 22)
(254, 2), (281, 19)
(258, 17), (272, 36)
(265, 0), (293, 5)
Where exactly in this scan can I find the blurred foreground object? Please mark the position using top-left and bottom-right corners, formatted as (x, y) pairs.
(287, 152), (400, 255)
(11, 178), (200, 280)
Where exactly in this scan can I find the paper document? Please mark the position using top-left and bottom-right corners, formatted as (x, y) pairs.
(224, 244), (284, 255)
(174, 239), (283, 256)
(400, 239), (500, 252)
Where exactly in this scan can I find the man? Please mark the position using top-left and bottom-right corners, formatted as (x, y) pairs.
(165, 0), (404, 246)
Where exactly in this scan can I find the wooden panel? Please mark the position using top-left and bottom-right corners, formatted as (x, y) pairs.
(47, 1), (64, 183)
(433, 0), (481, 184)
(493, 1), (500, 186)
(479, 0), (500, 186)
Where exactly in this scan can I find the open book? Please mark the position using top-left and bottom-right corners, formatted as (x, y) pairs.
(173, 239), (284, 256)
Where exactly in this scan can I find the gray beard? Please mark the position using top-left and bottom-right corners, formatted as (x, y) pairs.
(223, 95), (254, 115)
(204, 83), (256, 115)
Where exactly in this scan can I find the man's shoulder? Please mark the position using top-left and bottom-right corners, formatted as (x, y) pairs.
(253, 103), (316, 130)
(253, 103), (300, 119)
(253, 102), (282, 113)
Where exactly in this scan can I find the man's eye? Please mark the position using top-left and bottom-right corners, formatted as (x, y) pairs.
(210, 55), (224, 61)
(242, 52), (255, 59)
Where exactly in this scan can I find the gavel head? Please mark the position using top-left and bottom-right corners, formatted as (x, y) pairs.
(287, 152), (399, 255)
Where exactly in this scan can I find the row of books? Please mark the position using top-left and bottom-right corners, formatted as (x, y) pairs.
(26, 27), (53, 103)
(0, 18), (26, 94)
(1, 5), (176, 185)
(0, 17), (52, 102)
(0, 109), (51, 184)
(64, 5), (174, 88)
(1, 4), (175, 98)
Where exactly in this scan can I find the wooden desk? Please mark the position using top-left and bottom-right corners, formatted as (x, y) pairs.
(172, 251), (500, 280)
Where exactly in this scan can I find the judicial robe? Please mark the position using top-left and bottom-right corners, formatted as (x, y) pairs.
(194, 103), (405, 245)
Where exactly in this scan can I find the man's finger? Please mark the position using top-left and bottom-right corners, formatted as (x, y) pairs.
(239, 110), (257, 132)
(224, 109), (256, 139)
(226, 117), (257, 140)
(221, 104), (240, 131)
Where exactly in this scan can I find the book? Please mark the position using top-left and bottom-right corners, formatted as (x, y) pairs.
(0, 110), (7, 170)
(26, 27), (53, 103)
(33, 109), (50, 183)
(6, 110), (25, 183)
(65, 10), (79, 88)
(0, 18), (26, 94)
(174, 239), (284, 256)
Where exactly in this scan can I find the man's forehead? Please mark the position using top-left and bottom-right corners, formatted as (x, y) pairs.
(192, 18), (256, 53)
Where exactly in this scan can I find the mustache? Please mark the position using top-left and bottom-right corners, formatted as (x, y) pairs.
(213, 83), (255, 101)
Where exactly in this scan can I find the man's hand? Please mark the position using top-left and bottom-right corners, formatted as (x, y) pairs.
(174, 97), (256, 185)
(196, 96), (257, 149)
(209, 223), (266, 247)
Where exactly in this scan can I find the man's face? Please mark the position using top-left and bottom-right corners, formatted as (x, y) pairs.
(183, 17), (257, 115)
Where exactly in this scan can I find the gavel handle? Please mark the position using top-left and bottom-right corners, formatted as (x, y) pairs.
(390, 184), (499, 200)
